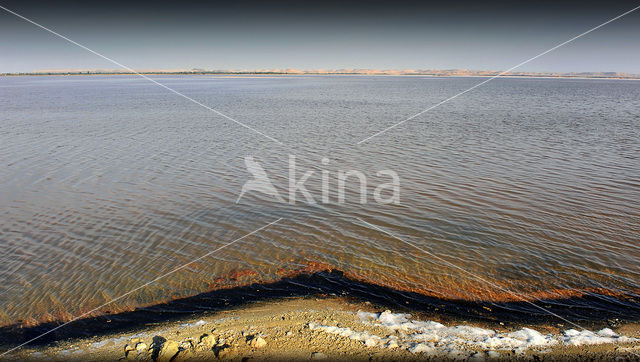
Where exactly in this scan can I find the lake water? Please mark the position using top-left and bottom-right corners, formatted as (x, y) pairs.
(1, 75), (639, 326)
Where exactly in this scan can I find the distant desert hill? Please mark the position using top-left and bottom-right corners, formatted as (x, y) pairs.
(2, 68), (639, 79)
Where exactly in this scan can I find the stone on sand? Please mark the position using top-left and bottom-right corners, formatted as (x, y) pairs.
(311, 351), (328, 359)
(199, 334), (215, 347)
(135, 342), (147, 353)
(179, 339), (194, 350)
(124, 338), (142, 355)
(248, 336), (267, 348)
(157, 340), (179, 362)
(216, 346), (237, 359)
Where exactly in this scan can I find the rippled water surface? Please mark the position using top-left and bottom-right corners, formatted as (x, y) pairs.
(1, 75), (639, 325)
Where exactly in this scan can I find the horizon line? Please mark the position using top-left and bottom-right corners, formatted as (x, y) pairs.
(3, 67), (640, 79)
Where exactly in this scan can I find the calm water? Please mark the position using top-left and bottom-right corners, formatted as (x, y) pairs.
(1, 75), (639, 326)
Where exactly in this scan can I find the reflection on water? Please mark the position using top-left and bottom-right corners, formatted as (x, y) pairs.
(0, 75), (639, 326)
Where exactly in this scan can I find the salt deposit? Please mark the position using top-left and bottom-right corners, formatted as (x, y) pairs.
(307, 310), (638, 357)
(180, 320), (207, 327)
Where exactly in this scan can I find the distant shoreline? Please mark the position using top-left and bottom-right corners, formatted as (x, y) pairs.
(2, 70), (639, 80)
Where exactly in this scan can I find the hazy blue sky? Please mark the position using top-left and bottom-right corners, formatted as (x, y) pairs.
(1, 0), (639, 73)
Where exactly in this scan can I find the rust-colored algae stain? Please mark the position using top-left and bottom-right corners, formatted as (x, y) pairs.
(6, 260), (639, 329)
(275, 261), (334, 278)
(228, 268), (259, 281)
(270, 261), (636, 304)
(338, 270), (632, 303)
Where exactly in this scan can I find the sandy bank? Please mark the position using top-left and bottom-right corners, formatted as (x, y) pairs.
(3, 297), (640, 361)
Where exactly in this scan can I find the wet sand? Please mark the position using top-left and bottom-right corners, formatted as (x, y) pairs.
(4, 297), (639, 361)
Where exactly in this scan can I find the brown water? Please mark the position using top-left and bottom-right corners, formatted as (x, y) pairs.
(1, 75), (639, 326)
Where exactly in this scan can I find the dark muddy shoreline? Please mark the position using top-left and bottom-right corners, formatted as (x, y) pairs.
(2, 270), (640, 352)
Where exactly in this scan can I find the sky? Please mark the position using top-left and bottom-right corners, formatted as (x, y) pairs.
(1, 0), (639, 73)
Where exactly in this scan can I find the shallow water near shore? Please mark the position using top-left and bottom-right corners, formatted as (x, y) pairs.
(1, 74), (639, 327)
